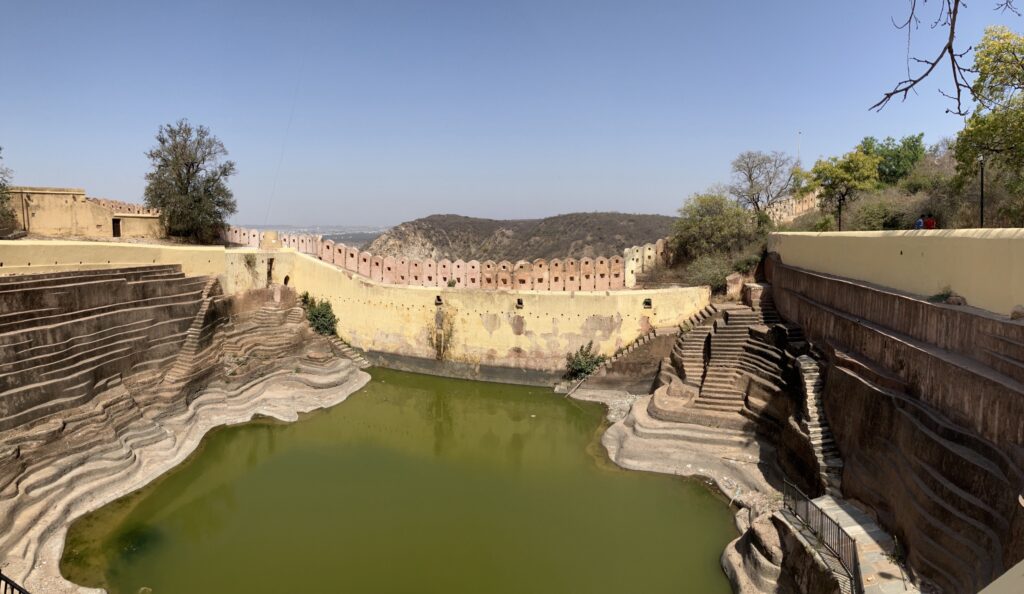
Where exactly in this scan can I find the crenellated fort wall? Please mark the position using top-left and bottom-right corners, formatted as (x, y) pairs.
(222, 225), (672, 291)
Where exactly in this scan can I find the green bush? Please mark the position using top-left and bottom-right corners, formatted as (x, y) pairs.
(812, 214), (837, 232)
(446, 279), (457, 288)
(301, 295), (337, 336)
(852, 200), (905, 230)
(683, 254), (733, 293)
(564, 341), (606, 380)
(731, 252), (761, 274)
(671, 193), (761, 262)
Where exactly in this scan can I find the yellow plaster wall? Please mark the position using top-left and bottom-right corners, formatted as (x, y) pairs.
(10, 189), (113, 237)
(276, 252), (709, 370)
(118, 215), (164, 239)
(0, 240), (226, 278)
(768, 229), (1024, 316)
(7, 187), (165, 239)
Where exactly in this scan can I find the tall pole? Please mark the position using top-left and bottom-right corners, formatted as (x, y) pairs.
(979, 155), (985, 228)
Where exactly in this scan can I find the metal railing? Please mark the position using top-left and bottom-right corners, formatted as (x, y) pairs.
(783, 479), (864, 594)
(0, 570), (30, 594)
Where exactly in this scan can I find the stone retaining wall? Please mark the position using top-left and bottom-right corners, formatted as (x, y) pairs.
(766, 253), (1024, 593)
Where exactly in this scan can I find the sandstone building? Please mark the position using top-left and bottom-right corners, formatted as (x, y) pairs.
(6, 186), (164, 239)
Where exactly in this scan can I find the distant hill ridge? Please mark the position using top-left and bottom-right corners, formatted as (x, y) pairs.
(365, 212), (676, 262)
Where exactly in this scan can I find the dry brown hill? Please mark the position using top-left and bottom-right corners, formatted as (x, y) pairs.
(364, 212), (675, 261)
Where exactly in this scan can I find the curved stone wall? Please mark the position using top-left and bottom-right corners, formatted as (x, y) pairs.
(271, 252), (708, 371)
(223, 226), (671, 292)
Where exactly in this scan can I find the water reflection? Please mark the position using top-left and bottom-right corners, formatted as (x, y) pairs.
(63, 369), (735, 594)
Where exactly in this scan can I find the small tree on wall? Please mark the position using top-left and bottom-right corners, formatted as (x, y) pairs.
(0, 147), (17, 234)
(809, 151), (880, 231)
(143, 119), (237, 243)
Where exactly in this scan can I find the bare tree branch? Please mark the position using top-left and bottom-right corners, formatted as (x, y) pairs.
(872, 0), (1019, 115)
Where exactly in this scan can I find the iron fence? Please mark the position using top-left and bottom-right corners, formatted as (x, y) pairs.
(0, 570), (29, 594)
(783, 479), (864, 594)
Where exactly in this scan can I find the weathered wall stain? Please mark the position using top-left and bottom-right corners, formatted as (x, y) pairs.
(427, 305), (457, 361)
(481, 313), (500, 335)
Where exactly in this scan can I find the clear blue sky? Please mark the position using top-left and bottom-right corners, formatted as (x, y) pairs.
(1, 1), (1019, 227)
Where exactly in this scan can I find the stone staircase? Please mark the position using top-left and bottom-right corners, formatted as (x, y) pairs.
(649, 297), (790, 433)
(797, 355), (843, 496)
(328, 337), (371, 369)
(0, 266), (210, 431)
(692, 308), (754, 415)
(163, 278), (221, 384)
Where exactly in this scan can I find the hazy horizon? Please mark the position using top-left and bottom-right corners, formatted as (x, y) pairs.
(2, 1), (1018, 227)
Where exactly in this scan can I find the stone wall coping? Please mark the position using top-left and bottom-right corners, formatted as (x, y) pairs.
(109, 213), (161, 219)
(771, 228), (1024, 240)
(8, 186), (86, 194)
(10, 239), (225, 253)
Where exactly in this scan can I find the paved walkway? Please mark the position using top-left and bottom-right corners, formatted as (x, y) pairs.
(812, 495), (919, 594)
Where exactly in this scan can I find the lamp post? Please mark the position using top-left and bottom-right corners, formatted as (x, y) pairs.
(978, 154), (985, 228)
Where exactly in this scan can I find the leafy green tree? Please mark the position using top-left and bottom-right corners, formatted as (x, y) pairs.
(0, 147), (16, 234)
(857, 134), (926, 185)
(143, 119), (237, 243)
(809, 151), (881, 230)
(728, 150), (799, 218)
(954, 26), (1024, 225)
(671, 192), (760, 261)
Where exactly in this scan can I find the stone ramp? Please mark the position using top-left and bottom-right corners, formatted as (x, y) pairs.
(583, 332), (676, 393)
(811, 496), (917, 594)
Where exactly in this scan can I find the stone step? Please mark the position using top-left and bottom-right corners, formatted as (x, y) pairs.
(692, 400), (742, 413)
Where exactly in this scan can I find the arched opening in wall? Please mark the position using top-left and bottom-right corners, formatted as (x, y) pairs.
(435, 295), (443, 306)
(267, 258), (275, 285)
(515, 298), (524, 309)
(643, 298), (652, 309)
(284, 275), (290, 286)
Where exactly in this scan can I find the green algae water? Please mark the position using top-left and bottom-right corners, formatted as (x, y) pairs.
(62, 369), (735, 594)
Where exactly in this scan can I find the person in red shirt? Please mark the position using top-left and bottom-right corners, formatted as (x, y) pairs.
(923, 213), (937, 229)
